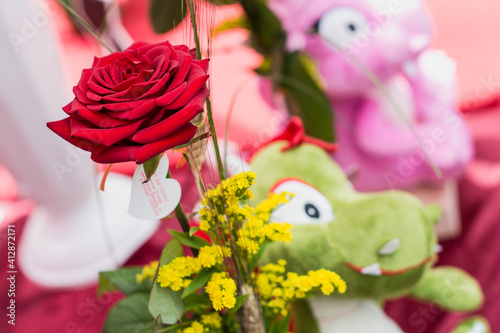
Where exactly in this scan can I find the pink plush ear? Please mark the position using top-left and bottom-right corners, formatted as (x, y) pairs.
(252, 116), (338, 157)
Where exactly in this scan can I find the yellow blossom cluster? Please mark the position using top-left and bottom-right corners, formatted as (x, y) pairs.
(262, 222), (293, 243)
(205, 272), (237, 311)
(237, 219), (293, 254)
(255, 192), (293, 221)
(198, 172), (256, 232)
(197, 172), (293, 255)
(197, 245), (231, 268)
(238, 192), (294, 254)
(157, 256), (197, 291)
(182, 321), (203, 333)
(135, 261), (158, 283)
(156, 246), (231, 291)
(200, 312), (222, 328)
(255, 260), (346, 316)
(181, 313), (223, 333)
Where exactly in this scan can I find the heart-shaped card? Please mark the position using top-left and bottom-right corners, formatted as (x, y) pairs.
(128, 155), (181, 220)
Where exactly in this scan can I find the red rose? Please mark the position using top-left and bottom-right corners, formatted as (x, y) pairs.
(47, 41), (209, 164)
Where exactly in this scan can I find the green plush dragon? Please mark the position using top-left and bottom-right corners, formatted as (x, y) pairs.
(249, 118), (488, 333)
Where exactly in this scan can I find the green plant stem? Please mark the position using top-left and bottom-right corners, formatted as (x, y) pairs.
(56, 0), (113, 53)
(186, 0), (226, 182)
(168, 171), (198, 256)
(174, 203), (199, 257)
(187, 0), (202, 60)
(174, 202), (190, 234)
(206, 99), (226, 181)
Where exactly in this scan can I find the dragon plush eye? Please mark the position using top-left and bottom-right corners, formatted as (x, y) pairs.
(316, 7), (367, 46)
(270, 180), (334, 225)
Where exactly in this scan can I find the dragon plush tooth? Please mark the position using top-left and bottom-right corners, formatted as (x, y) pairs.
(377, 238), (400, 256)
(360, 263), (382, 276)
(250, 117), (487, 333)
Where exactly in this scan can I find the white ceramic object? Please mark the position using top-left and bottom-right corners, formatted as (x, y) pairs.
(0, 0), (159, 287)
(19, 172), (159, 287)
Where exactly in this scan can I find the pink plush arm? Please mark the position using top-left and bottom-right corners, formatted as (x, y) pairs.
(355, 98), (425, 156)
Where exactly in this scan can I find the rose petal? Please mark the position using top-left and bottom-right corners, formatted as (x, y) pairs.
(109, 99), (158, 120)
(150, 55), (167, 81)
(147, 46), (171, 75)
(70, 117), (145, 146)
(47, 118), (107, 155)
(99, 81), (153, 102)
(100, 67), (116, 88)
(168, 53), (192, 89)
(150, 59), (167, 81)
(165, 74), (209, 110)
(193, 58), (210, 73)
(139, 71), (173, 99)
(110, 63), (121, 85)
(88, 80), (115, 95)
(91, 122), (197, 164)
(131, 123), (197, 163)
(87, 98), (153, 112)
(112, 69), (150, 92)
(93, 51), (136, 69)
(136, 40), (172, 55)
(156, 82), (187, 106)
(174, 45), (190, 54)
(167, 43), (179, 62)
(146, 108), (167, 127)
(62, 102), (73, 115)
(127, 41), (149, 51)
(73, 86), (96, 105)
(91, 56), (99, 68)
(76, 69), (93, 94)
(67, 99), (91, 114)
(90, 145), (140, 163)
(76, 108), (134, 128)
(87, 90), (103, 102)
(130, 102), (202, 144)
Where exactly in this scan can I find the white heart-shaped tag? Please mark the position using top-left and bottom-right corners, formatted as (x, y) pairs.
(128, 155), (181, 220)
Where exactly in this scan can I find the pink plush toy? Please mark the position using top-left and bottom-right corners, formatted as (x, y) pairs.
(268, 0), (473, 191)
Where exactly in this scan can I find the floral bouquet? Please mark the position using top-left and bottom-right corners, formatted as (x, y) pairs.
(47, 0), (345, 332)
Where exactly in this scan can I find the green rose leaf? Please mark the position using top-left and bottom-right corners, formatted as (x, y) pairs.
(168, 229), (210, 249)
(149, 0), (187, 33)
(136, 315), (163, 333)
(103, 293), (154, 333)
(238, 0), (335, 142)
(189, 227), (200, 237)
(142, 154), (162, 184)
(181, 268), (214, 299)
(239, 0), (284, 55)
(148, 239), (185, 324)
(280, 52), (335, 142)
(226, 294), (250, 315)
(184, 293), (211, 312)
(98, 267), (150, 297)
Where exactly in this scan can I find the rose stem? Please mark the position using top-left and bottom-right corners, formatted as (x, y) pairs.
(187, 0), (226, 182)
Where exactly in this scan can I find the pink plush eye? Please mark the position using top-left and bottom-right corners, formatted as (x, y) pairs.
(316, 7), (367, 47)
(270, 179), (335, 225)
